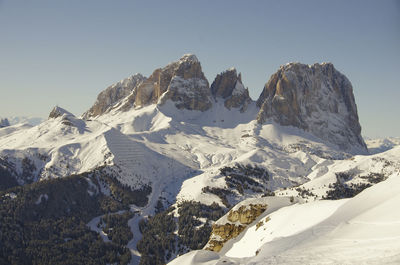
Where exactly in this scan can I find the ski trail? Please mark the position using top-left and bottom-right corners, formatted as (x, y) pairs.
(104, 127), (173, 264)
(126, 165), (172, 265)
(86, 215), (111, 243)
(103, 126), (194, 264)
(104, 128), (145, 168)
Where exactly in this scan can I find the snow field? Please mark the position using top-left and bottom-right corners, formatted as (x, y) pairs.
(169, 174), (400, 265)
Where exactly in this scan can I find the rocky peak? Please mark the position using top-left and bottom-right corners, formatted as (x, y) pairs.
(131, 54), (212, 111)
(49, 106), (85, 128)
(211, 68), (251, 112)
(256, 62), (367, 153)
(83, 73), (146, 118)
(211, 68), (238, 98)
(0, 118), (10, 128)
(173, 54), (205, 80)
(48, 106), (74, 119)
(178, 53), (199, 63)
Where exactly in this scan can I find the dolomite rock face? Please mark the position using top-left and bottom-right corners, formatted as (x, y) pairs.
(256, 62), (367, 153)
(160, 75), (211, 111)
(155, 54), (212, 111)
(84, 54), (212, 115)
(205, 203), (267, 252)
(206, 224), (245, 252)
(211, 68), (251, 112)
(227, 204), (267, 224)
(129, 54), (211, 111)
(48, 106), (74, 119)
(83, 73), (146, 118)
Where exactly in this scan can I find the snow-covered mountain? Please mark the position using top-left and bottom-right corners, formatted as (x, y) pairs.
(0, 55), (371, 186)
(0, 54), (398, 265)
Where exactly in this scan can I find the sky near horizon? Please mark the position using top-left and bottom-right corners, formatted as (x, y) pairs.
(0, 0), (399, 137)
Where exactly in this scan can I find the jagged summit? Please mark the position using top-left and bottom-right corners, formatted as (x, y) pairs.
(256, 62), (367, 153)
(156, 54), (211, 111)
(211, 68), (240, 98)
(85, 55), (256, 116)
(85, 54), (212, 113)
(210, 68), (251, 112)
(48, 106), (74, 119)
(283, 61), (333, 68)
(178, 53), (199, 63)
(83, 73), (146, 118)
(82, 57), (367, 153)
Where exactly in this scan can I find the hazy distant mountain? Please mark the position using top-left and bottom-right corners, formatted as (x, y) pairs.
(0, 118), (10, 128)
(365, 136), (400, 154)
(5, 116), (44, 126)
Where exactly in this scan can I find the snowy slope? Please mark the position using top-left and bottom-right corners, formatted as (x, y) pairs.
(223, 199), (346, 258)
(92, 99), (367, 207)
(0, 123), (33, 138)
(1, 97), (399, 265)
(169, 173), (400, 265)
(1, 100), (399, 202)
(0, 107), (191, 189)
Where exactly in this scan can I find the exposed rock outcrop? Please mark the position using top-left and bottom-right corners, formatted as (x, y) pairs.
(206, 224), (245, 252)
(48, 106), (81, 127)
(256, 62), (367, 153)
(0, 118), (10, 128)
(211, 68), (251, 112)
(227, 204), (267, 224)
(48, 106), (74, 119)
(205, 203), (267, 252)
(84, 74), (146, 118)
(134, 54), (212, 111)
(83, 54), (212, 115)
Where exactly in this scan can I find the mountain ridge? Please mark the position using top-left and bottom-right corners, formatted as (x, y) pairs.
(83, 54), (366, 153)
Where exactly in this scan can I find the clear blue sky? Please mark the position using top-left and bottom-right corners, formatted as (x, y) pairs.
(0, 0), (399, 137)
